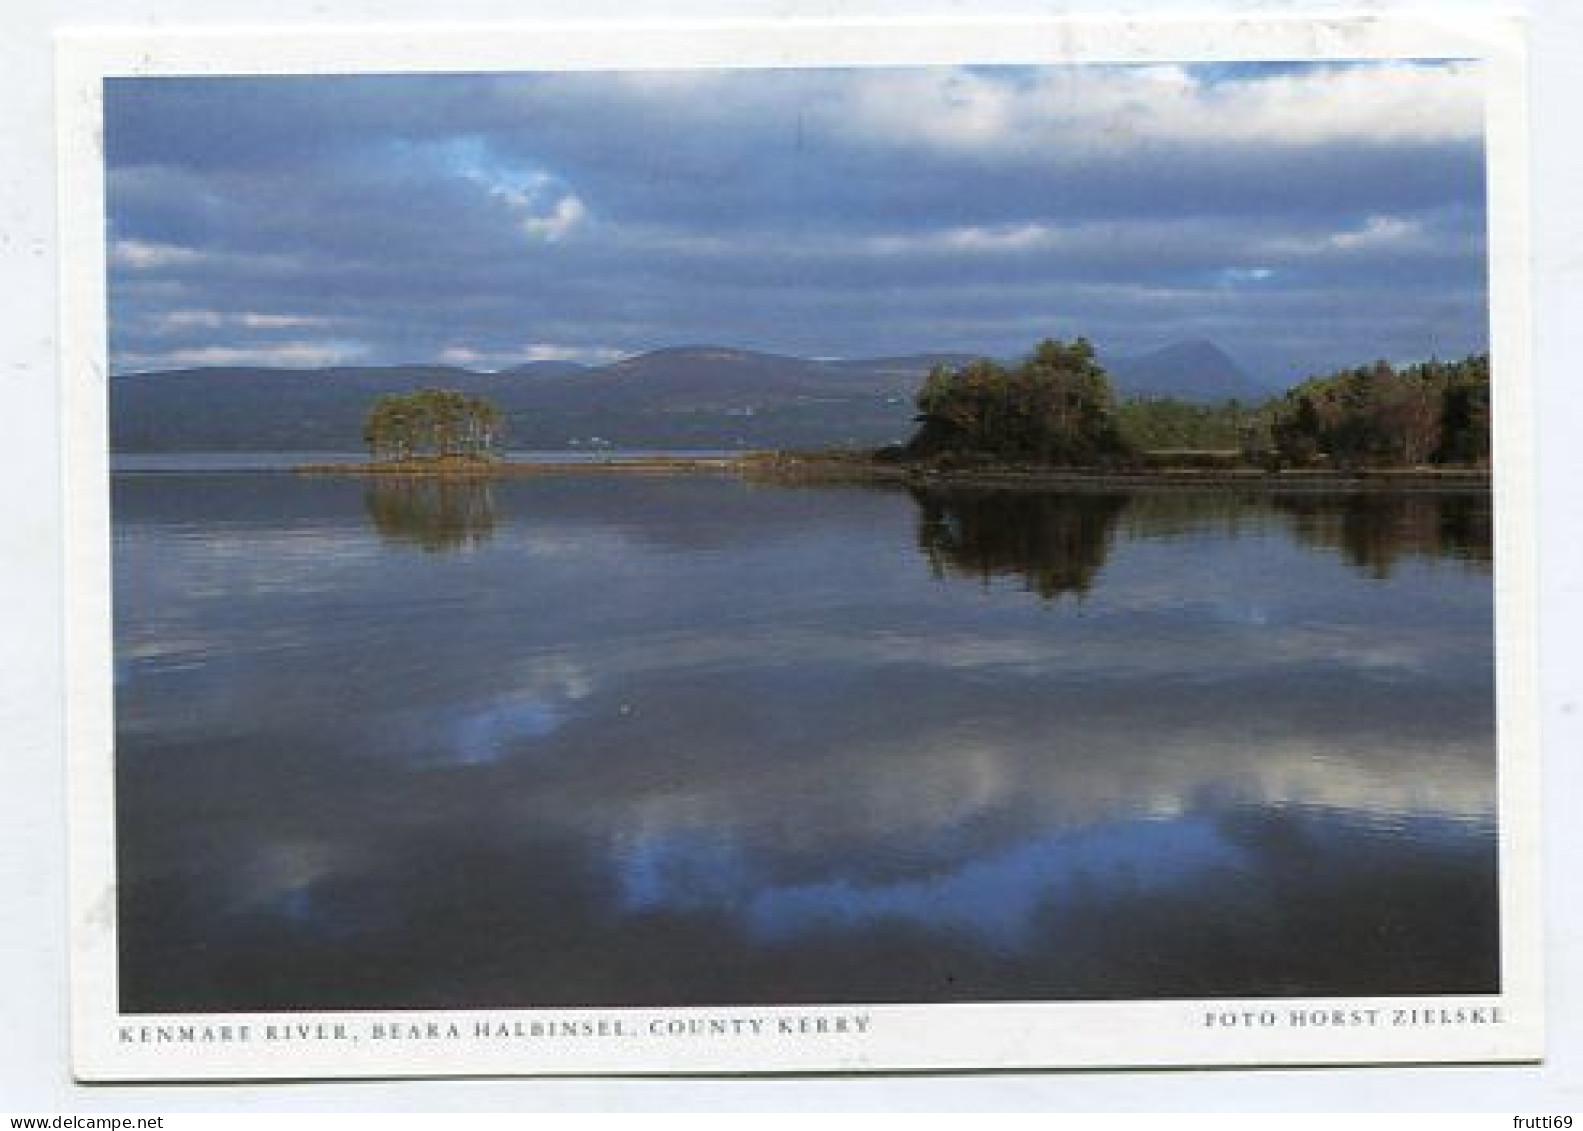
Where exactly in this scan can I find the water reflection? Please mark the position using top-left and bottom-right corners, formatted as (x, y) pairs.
(1271, 492), (1493, 577)
(364, 476), (498, 552)
(114, 473), (1498, 1010)
(910, 488), (1493, 600)
(913, 488), (1127, 599)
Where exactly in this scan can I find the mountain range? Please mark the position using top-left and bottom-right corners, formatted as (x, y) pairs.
(110, 340), (1269, 452)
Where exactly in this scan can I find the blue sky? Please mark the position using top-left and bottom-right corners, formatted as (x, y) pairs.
(104, 61), (1488, 381)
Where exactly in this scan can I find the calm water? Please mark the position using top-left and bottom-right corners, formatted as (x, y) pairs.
(111, 449), (741, 473)
(112, 472), (1498, 1011)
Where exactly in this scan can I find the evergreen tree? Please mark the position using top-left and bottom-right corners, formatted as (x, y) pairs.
(362, 389), (504, 461)
(907, 338), (1130, 465)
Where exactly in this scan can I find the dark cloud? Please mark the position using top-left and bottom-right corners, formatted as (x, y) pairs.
(105, 63), (1489, 379)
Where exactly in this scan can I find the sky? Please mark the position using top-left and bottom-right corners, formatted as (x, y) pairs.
(104, 61), (1489, 382)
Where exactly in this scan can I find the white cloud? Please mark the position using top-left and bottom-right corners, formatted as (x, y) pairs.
(511, 62), (1479, 162)
(519, 194), (587, 242)
(239, 312), (331, 330)
(149, 310), (336, 333)
(119, 341), (368, 369)
(1261, 214), (1431, 259)
(151, 310), (225, 330)
(1219, 267), (1276, 287)
(443, 138), (589, 242)
(837, 62), (1483, 157)
(436, 342), (627, 369)
(435, 345), (488, 366)
(520, 341), (624, 363)
(613, 208), (1453, 272)
(867, 222), (1056, 256)
(1327, 214), (1424, 251)
(111, 238), (205, 270)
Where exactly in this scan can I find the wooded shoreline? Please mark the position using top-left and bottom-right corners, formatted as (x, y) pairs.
(295, 452), (1491, 492)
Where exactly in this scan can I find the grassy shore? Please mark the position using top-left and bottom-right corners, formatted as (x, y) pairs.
(740, 452), (1492, 492)
(297, 451), (1492, 492)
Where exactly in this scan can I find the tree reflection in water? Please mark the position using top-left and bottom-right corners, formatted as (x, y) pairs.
(911, 486), (1492, 598)
(912, 488), (1129, 600)
(364, 476), (498, 553)
(1269, 492), (1492, 578)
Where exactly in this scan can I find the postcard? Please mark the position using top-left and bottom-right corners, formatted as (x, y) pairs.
(58, 14), (1541, 1080)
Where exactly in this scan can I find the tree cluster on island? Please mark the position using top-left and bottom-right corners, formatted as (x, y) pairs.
(905, 338), (1131, 465)
(362, 388), (502, 463)
(901, 338), (1491, 470)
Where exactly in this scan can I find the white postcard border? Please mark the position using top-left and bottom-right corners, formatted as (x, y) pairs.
(58, 14), (1542, 1081)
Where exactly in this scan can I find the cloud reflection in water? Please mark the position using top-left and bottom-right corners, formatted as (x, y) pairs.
(112, 474), (1498, 1009)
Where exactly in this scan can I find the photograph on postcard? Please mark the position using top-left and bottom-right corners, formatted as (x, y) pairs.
(61, 18), (1540, 1078)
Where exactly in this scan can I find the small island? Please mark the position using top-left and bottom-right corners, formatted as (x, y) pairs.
(349, 388), (501, 471)
(298, 337), (1492, 492)
(299, 385), (746, 478)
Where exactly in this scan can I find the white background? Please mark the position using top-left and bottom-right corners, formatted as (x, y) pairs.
(3, 0), (1579, 1113)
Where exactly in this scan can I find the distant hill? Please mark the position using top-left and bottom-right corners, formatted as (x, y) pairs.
(502, 359), (590, 378)
(1107, 339), (1268, 402)
(110, 341), (1268, 452)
